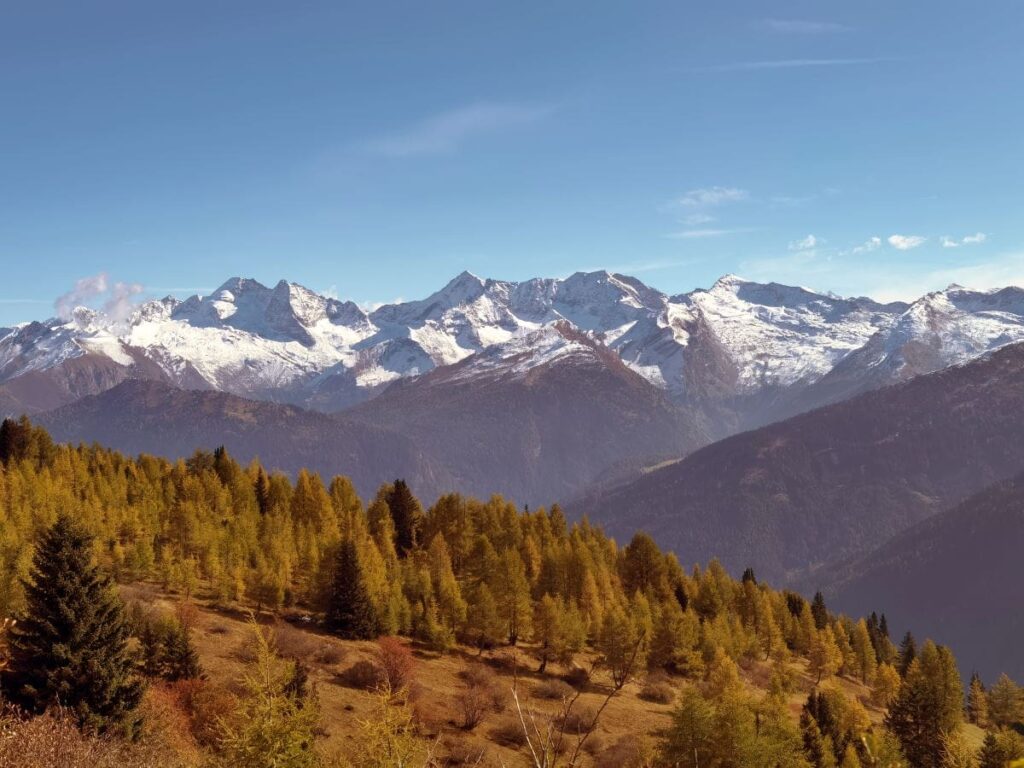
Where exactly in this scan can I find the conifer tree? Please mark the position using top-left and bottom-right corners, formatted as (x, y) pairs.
(811, 591), (829, 630)
(809, 626), (842, 684)
(621, 532), (667, 597)
(462, 582), (503, 653)
(489, 548), (532, 645)
(978, 729), (1024, 768)
(162, 619), (203, 681)
(987, 673), (1023, 727)
(850, 618), (877, 684)
(5, 514), (143, 731)
(897, 631), (917, 677)
(839, 743), (862, 768)
(597, 602), (649, 689)
(885, 641), (964, 768)
(385, 480), (422, 555)
(871, 663), (901, 707)
(326, 538), (379, 639)
(218, 618), (319, 768)
(967, 671), (989, 727)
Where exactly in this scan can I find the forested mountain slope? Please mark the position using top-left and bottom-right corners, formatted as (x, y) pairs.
(820, 472), (1024, 682)
(579, 342), (1024, 583)
(348, 324), (708, 505)
(35, 379), (450, 501)
(34, 329), (707, 506)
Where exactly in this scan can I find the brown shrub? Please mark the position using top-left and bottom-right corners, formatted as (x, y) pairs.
(410, 694), (446, 738)
(457, 664), (506, 730)
(533, 678), (574, 700)
(562, 665), (590, 689)
(639, 673), (676, 704)
(485, 651), (518, 673)
(582, 732), (605, 755)
(313, 642), (346, 666)
(137, 683), (202, 762)
(174, 679), (237, 747)
(174, 601), (199, 632)
(340, 659), (384, 690)
(273, 622), (321, 660)
(442, 733), (488, 765)
(556, 704), (597, 737)
(593, 734), (650, 768)
(489, 717), (528, 748)
(375, 636), (416, 691)
(0, 706), (182, 768)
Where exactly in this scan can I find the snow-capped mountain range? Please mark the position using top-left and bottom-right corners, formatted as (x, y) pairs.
(3, 270), (1024, 426)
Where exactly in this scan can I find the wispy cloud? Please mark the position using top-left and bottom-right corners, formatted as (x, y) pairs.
(54, 272), (144, 323)
(888, 234), (927, 251)
(682, 212), (715, 226)
(869, 251), (1024, 302)
(358, 297), (404, 312)
(941, 232), (988, 248)
(667, 228), (746, 239)
(694, 57), (892, 73)
(842, 236), (882, 256)
(674, 187), (749, 207)
(764, 19), (851, 34)
(598, 258), (706, 275)
(361, 102), (552, 157)
(789, 234), (819, 251)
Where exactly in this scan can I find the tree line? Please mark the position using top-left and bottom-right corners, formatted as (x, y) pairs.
(1, 416), (1022, 766)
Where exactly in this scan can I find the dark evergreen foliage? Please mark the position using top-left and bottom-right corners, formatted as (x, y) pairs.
(810, 591), (828, 630)
(386, 479), (422, 555)
(898, 631), (917, 677)
(5, 514), (143, 732)
(161, 621), (203, 681)
(325, 538), (379, 639)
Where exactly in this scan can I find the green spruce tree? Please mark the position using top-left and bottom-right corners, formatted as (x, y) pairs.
(162, 619), (203, 681)
(385, 480), (422, 556)
(6, 514), (143, 731)
(326, 538), (380, 639)
(885, 640), (964, 768)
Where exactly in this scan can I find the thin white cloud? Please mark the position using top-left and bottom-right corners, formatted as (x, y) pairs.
(362, 102), (552, 157)
(868, 251), (1024, 303)
(675, 187), (749, 207)
(682, 212), (715, 226)
(942, 232), (988, 248)
(789, 234), (819, 251)
(843, 236), (882, 256)
(598, 258), (706, 275)
(667, 228), (744, 239)
(54, 272), (144, 323)
(695, 57), (892, 73)
(358, 298), (405, 312)
(55, 273), (109, 320)
(888, 234), (927, 251)
(764, 19), (851, 34)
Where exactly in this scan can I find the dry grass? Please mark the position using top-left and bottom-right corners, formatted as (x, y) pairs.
(134, 588), (882, 767)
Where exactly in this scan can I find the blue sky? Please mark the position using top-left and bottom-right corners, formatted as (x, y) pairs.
(2, 1), (1023, 324)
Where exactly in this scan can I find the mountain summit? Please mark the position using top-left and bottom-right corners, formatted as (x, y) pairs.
(3, 272), (1024, 430)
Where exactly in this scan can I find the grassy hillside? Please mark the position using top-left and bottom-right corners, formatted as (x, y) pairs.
(124, 585), (889, 767)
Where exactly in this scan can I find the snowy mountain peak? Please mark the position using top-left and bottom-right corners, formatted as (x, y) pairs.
(709, 273), (749, 290)
(3, 271), (1024, 418)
